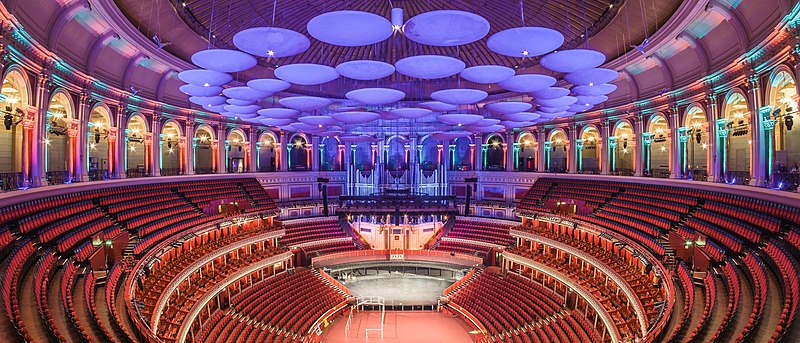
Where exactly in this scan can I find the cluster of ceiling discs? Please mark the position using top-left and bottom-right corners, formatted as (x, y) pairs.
(178, 8), (618, 140)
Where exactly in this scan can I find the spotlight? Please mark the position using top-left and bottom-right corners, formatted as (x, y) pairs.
(695, 131), (701, 144)
(3, 113), (12, 130)
(786, 115), (794, 131)
(94, 132), (101, 144)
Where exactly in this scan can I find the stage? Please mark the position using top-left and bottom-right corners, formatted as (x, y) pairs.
(321, 311), (475, 343)
(342, 275), (454, 307)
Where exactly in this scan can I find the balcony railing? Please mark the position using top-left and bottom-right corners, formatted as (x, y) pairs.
(0, 172), (23, 191)
(45, 171), (70, 185)
(160, 168), (181, 176)
(724, 170), (750, 185)
(126, 168), (147, 178)
(88, 170), (110, 181)
(195, 168), (215, 174)
(646, 168), (670, 178)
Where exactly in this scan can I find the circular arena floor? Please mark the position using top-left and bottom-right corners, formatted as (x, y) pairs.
(342, 275), (454, 306)
(321, 311), (475, 342)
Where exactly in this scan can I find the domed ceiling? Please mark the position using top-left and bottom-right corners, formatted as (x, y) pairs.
(117, 0), (681, 98)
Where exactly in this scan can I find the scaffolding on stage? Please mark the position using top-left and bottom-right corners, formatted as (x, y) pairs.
(345, 296), (385, 339)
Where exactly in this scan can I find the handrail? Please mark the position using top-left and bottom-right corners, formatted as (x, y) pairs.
(310, 249), (484, 267)
(510, 229), (648, 336)
(444, 302), (488, 336)
(150, 230), (285, 332)
(502, 251), (622, 343)
(443, 268), (476, 295)
(292, 237), (353, 249)
(317, 269), (351, 296)
(175, 251), (293, 343)
(440, 237), (506, 249)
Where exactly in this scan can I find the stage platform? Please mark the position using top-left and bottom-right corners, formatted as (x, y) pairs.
(342, 275), (454, 307)
(321, 311), (475, 343)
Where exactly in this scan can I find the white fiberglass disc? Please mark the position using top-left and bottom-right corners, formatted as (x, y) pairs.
(395, 55), (465, 79)
(459, 65), (515, 84)
(233, 27), (310, 58)
(274, 64), (339, 85)
(404, 10), (490, 46)
(540, 49), (606, 73)
(307, 11), (393, 46)
(335, 60), (396, 81)
(191, 49), (257, 73)
(487, 27), (564, 57)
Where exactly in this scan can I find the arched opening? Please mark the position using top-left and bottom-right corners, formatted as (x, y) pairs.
(385, 137), (407, 173)
(580, 127), (600, 173)
(161, 122), (182, 175)
(420, 137), (442, 172)
(194, 126), (215, 174)
(257, 132), (277, 172)
(723, 92), (750, 184)
(767, 70), (799, 188)
(226, 130), (246, 173)
(548, 130), (568, 173)
(125, 115), (148, 177)
(612, 121), (634, 175)
(87, 106), (112, 180)
(684, 106), (709, 180)
(353, 141), (373, 171)
(484, 134), (505, 171)
(451, 136), (472, 171)
(45, 91), (74, 184)
(288, 134), (309, 171)
(320, 136), (342, 171)
(0, 69), (30, 189)
(517, 133), (537, 172)
(647, 114), (670, 178)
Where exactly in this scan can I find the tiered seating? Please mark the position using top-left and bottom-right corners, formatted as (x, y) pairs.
(281, 218), (360, 255)
(448, 270), (599, 342)
(573, 214), (665, 256)
(684, 271), (716, 342)
(240, 178), (279, 212)
(735, 252), (768, 341)
(686, 217), (744, 253)
(764, 241), (800, 341)
(444, 219), (514, 246)
(33, 251), (65, 342)
(199, 269), (347, 342)
(708, 261), (741, 341)
(665, 262), (694, 342)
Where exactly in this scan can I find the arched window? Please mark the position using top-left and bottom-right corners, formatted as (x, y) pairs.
(88, 106), (112, 180)
(684, 106), (708, 180)
(288, 135), (309, 171)
(723, 91), (750, 184)
(420, 137), (441, 172)
(549, 130), (568, 173)
(320, 136), (341, 171)
(45, 91), (74, 184)
(767, 70), (799, 186)
(647, 114), (670, 178)
(0, 69), (30, 189)
(257, 133), (277, 172)
(517, 133), (537, 172)
(226, 130), (246, 173)
(485, 135), (505, 171)
(194, 126), (215, 174)
(613, 121), (634, 175)
(126, 115), (148, 177)
(161, 122), (182, 175)
(580, 127), (600, 173)
(451, 137), (472, 171)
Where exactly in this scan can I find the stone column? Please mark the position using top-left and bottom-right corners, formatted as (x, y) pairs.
(505, 132), (514, 171)
(185, 121), (195, 174)
(600, 122), (610, 175)
(669, 110), (682, 179)
(279, 132), (288, 171)
(217, 126), (226, 173)
(34, 74), (51, 186)
(568, 125), (577, 173)
(746, 73), (764, 186)
(151, 114), (161, 176)
(706, 93), (720, 182)
(248, 129), (257, 172)
(75, 92), (89, 181)
(312, 135), (320, 171)
(536, 129), (545, 172)
(634, 115), (645, 177)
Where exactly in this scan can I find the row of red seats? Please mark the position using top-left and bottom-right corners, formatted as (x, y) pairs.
(602, 204), (673, 230)
(445, 219), (514, 246)
(18, 200), (94, 233)
(37, 208), (103, 243)
(56, 218), (115, 253)
(707, 261), (741, 342)
(704, 201), (781, 233)
(683, 271), (716, 342)
(133, 215), (221, 255)
(615, 193), (691, 214)
(449, 271), (599, 342)
(2, 239), (36, 341)
(573, 214), (665, 256)
(433, 240), (490, 257)
(695, 209), (762, 244)
(664, 262), (694, 342)
(685, 217), (744, 253)
(734, 252), (768, 341)
(595, 211), (660, 237)
(33, 251), (66, 342)
(764, 242), (800, 342)
(105, 263), (134, 342)
(0, 193), (94, 226)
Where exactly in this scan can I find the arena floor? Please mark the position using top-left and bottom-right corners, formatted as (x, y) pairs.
(342, 275), (455, 306)
(321, 311), (475, 342)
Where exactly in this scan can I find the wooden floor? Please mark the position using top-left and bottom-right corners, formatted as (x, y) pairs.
(321, 311), (475, 343)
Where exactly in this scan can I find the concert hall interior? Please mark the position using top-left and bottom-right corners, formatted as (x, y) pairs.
(1, 0), (800, 342)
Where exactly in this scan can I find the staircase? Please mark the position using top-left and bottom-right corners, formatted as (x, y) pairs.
(237, 183), (257, 206)
(593, 188), (624, 214)
(537, 182), (558, 205)
(660, 233), (677, 268)
(339, 218), (368, 249)
(678, 199), (704, 226)
(427, 217), (456, 249)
